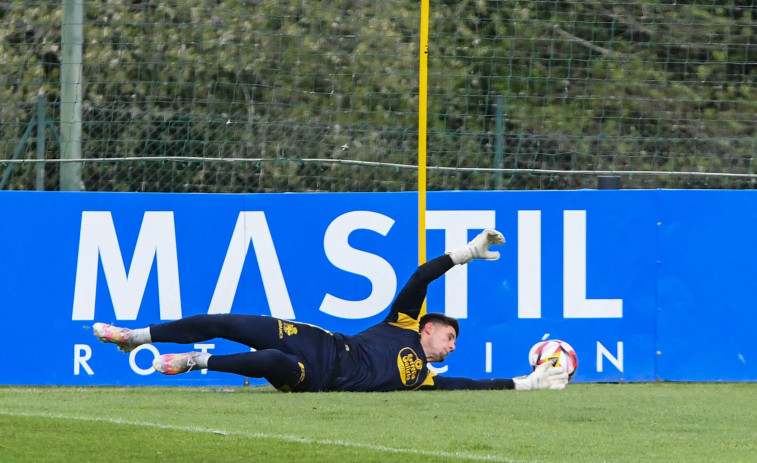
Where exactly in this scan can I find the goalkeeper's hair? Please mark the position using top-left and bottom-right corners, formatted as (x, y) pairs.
(419, 312), (459, 338)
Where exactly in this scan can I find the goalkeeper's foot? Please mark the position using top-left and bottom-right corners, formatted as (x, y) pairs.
(153, 353), (198, 375)
(92, 322), (136, 353)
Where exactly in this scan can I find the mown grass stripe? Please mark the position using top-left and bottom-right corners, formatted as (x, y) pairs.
(0, 409), (530, 463)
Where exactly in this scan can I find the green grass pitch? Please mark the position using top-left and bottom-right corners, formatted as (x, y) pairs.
(1, 383), (755, 462)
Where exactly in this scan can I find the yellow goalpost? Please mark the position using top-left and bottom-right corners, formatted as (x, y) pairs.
(418, 0), (429, 315)
(418, 0), (429, 268)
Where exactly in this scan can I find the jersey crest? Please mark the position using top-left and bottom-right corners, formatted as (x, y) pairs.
(278, 320), (299, 338)
(397, 347), (425, 386)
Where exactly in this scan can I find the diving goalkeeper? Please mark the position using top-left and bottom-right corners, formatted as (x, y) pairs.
(93, 229), (568, 392)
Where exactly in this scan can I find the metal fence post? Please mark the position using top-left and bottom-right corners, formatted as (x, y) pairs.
(494, 95), (504, 189)
(36, 90), (47, 191)
(60, 0), (83, 191)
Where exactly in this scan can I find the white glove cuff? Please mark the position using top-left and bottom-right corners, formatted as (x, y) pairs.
(448, 246), (473, 265)
(513, 375), (530, 391)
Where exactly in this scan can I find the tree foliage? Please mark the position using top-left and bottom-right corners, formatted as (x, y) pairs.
(1, 0), (755, 191)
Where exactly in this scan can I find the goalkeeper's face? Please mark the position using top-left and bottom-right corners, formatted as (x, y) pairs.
(420, 322), (457, 363)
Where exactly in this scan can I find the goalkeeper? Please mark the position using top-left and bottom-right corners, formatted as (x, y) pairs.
(94, 229), (568, 392)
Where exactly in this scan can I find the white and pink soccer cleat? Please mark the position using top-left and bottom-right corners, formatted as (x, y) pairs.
(92, 323), (136, 353)
(153, 353), (198, 375)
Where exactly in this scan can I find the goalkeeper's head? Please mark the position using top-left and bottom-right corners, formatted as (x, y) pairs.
(419, 313), (459, 362)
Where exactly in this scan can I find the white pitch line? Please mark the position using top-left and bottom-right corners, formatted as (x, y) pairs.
(0, 409), (533, 463)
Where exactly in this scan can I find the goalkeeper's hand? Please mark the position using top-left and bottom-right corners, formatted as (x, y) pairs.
(449, 229), (505, 265)
(513, 361), (569, 391)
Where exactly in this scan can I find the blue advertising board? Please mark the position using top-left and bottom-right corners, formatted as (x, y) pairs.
(0, 190), (754, 386)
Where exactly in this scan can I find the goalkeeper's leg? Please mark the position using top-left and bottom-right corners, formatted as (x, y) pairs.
(94, 314), (287, 352)
(208, 350), (306, 391)
(153, 349), (306, 391)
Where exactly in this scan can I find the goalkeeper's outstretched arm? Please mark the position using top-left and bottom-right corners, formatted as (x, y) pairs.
(429, 376), (515, 390)
(427, 362), (569, 391)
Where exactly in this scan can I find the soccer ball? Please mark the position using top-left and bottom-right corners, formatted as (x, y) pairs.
(528, 340), (578, 380)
